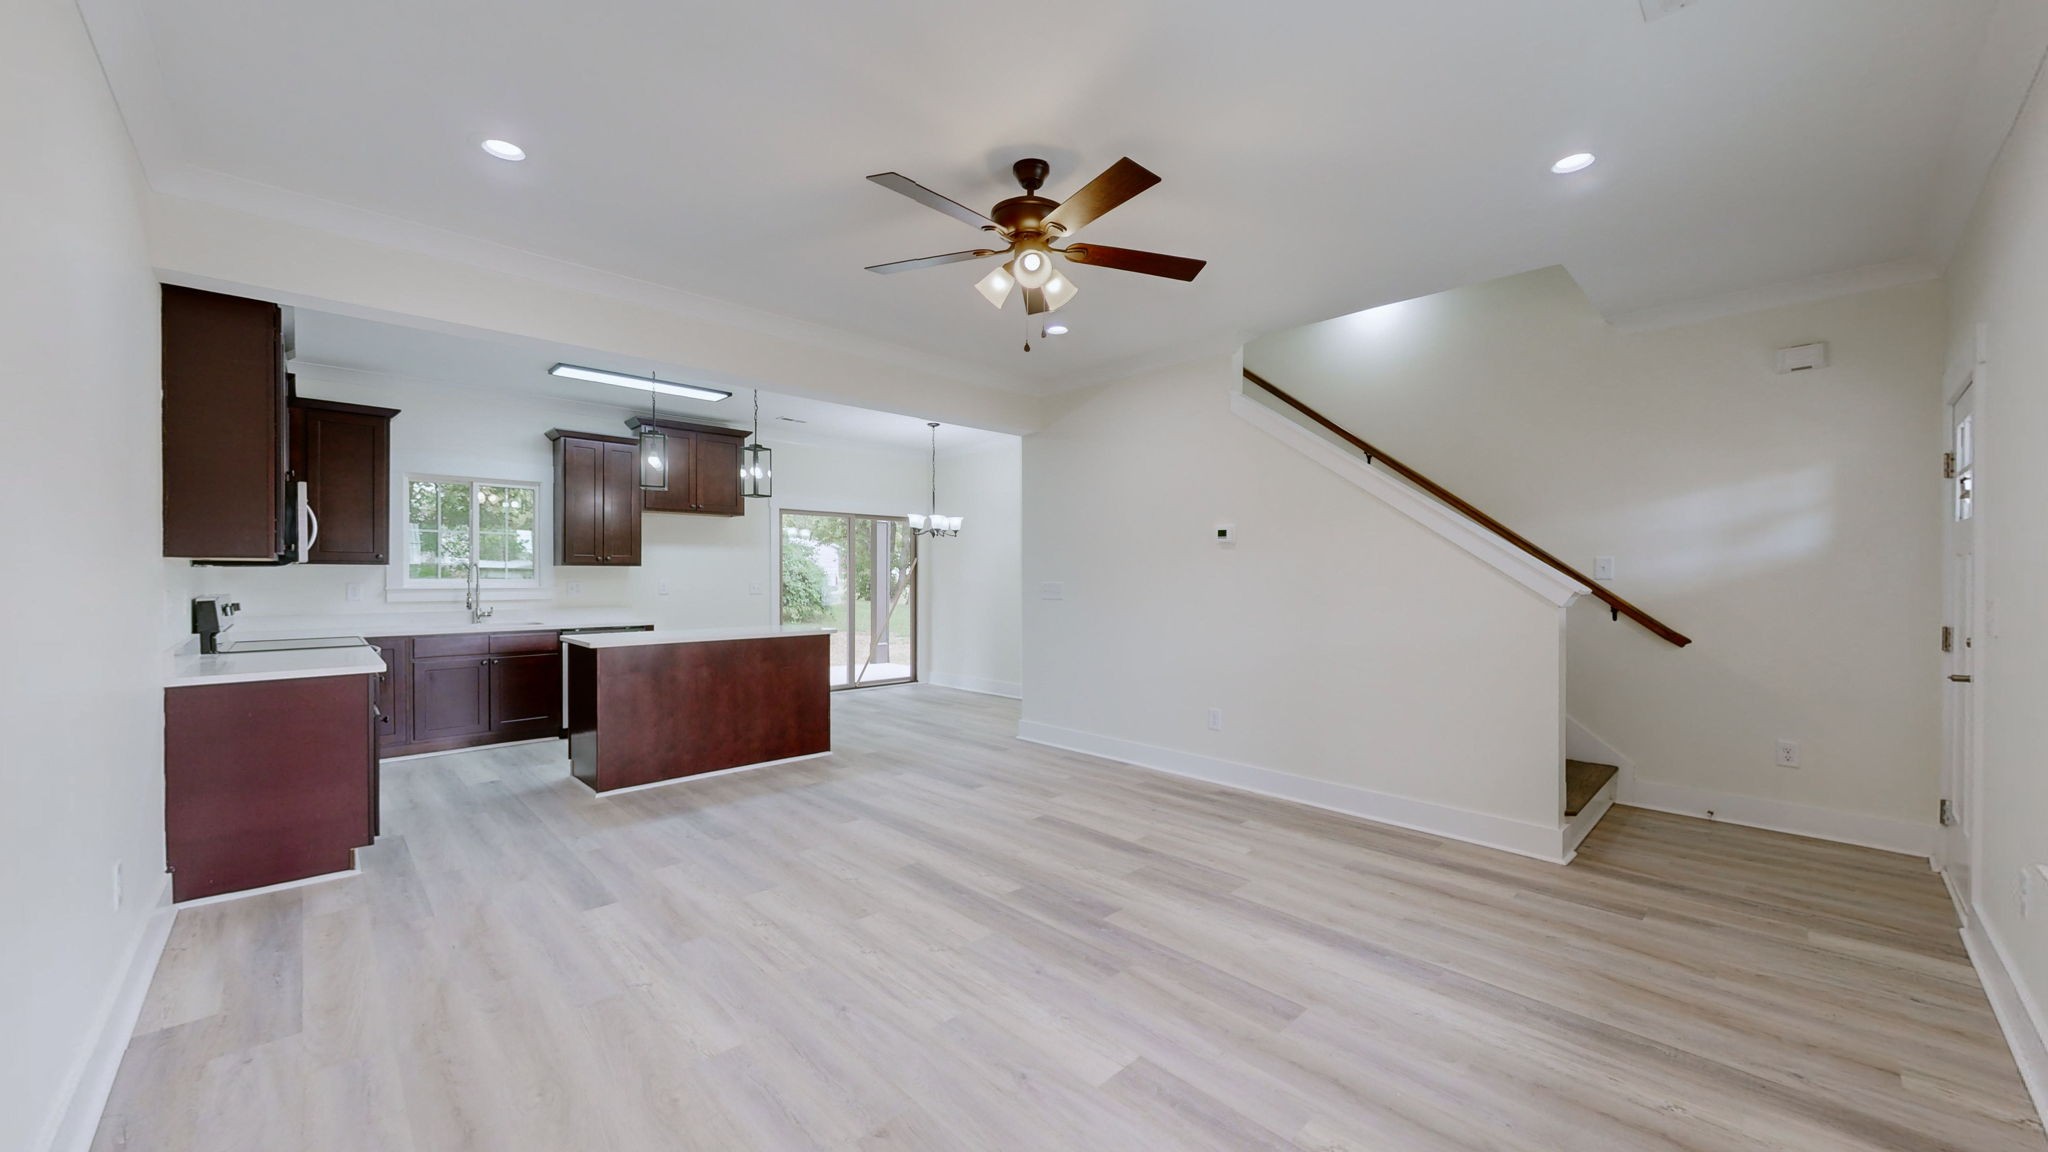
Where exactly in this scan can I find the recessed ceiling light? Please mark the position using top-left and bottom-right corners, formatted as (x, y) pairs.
(481, 139), (526, 162)
(550, 363), (730, 402)
(1551, 153), (1596, 175)
(1042, 323), (1069, 336)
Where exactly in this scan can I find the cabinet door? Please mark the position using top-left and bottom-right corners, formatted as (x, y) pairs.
(599, 441), (643, 565)
(693, 434), (745, 515)
(489, 650), (562, 739)
(162, 286), (286, 558)
(297, 403), (393, 564)
(366, 636), (410, 752)
(556, 437), (605, 565)
(640, 431), (699, 514)
(410, 655), (492, 741)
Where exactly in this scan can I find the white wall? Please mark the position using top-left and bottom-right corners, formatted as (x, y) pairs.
(1022, 353), (1570, 853)
(0, 3), (172, 1148)
(1944, 59), (2048, 1105)
(1248, 268), (1947, 846)
(928, 439), (1024, 697)
(192, 368), (1029, 688)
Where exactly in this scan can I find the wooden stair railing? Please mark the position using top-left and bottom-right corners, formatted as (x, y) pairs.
(1243, 369), (1692, 648)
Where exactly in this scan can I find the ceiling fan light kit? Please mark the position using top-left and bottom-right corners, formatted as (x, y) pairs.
(865, 156), (1204, 340)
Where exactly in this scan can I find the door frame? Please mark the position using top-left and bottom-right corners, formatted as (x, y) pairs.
(777, 508), (920, 690)
(1938, 322), (1989, 919)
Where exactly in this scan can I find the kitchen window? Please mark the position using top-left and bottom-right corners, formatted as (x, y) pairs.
(403, 476), (542, 588)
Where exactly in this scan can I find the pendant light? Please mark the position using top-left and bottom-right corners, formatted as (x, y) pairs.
(637, 375), (668, 491)
(907, 422), (962, 537)
(742, 388), (773, 499)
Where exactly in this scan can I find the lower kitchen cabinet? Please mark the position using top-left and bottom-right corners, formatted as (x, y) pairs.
(164, 672), (377, 902)
(371, 629), (562, 757)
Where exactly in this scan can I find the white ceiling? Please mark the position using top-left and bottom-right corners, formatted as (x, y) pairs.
(291, 309), (1012, 453)
(84, 0), (2029, 390)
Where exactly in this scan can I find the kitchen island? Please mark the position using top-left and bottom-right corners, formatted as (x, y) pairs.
(565, 627), (832, 793)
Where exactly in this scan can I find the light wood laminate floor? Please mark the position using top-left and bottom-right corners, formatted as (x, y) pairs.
(96, 686), (2043, 1151)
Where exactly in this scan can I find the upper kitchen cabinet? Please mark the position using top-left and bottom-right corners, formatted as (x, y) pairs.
(290, 397), (399, 565)
(162, 285), (288, 559)
(547, 430), (642, 566)
(625, 417), (750, 516)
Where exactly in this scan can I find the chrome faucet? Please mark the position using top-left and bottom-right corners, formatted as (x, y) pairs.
(465, 560), (494, 624)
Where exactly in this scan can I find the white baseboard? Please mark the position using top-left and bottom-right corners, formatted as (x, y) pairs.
(1943, 870), (2048, 1130)
(1561, 778), (1618, 861)
(1016, 721), (1569, 863)
(926, 673), (1023, 699)
(44, 875), (175, 1152)
(1564, 716), (1632, 771)
(1619, 772), (1936, 858)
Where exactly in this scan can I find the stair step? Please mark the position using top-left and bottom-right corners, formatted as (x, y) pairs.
(1565, 759), (1619, 817)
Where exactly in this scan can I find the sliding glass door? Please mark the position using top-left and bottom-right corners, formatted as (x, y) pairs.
(780, 511), (916, 688)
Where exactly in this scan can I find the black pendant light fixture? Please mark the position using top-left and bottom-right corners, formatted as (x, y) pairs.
(637, 374), (668, 491)
(742, 388), (772, 499)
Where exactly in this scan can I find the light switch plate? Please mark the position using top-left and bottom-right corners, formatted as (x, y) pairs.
(1039, 581), (1065, 601)
(345, 582), (363, 602)
(658, 579), (671, 597)
(1205, 708), (1223, 731)
(1594, 556), (1615, 581)
(749, 578), (766, 596)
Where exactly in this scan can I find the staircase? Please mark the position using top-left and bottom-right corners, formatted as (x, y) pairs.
(1564, 759), (1621, 855)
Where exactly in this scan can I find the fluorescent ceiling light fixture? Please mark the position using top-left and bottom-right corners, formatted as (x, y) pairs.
(1550, 152), (1596, 174)
(550, 363), (731, 401)
(481, 139), (527, 162)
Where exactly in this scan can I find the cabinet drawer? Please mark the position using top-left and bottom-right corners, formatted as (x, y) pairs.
(412, 633), (490, 658)
(490, 630), (561, 655)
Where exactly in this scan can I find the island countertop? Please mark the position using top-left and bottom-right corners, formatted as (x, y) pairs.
(167, 643), (388, 688)
(563, 626), (833, 650)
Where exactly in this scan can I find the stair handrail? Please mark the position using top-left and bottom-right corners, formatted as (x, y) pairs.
(1242, 369), (1692, 648)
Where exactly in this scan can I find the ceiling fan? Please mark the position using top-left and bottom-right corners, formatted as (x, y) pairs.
(863, 157), (1206, 318)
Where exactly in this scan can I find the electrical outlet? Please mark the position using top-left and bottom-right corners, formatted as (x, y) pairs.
(110, 861), (122, 911)
(345, 582), (363, 602)
(658, 579), (671, 597)
(749, 578), (766, 596)
(1039, 582), (1065, 601)
(1775, 739), (1800, 768)
(567, 581), (583, 596)
(1205, 708), (1223, 732)
(1594, 556), (1616, 581)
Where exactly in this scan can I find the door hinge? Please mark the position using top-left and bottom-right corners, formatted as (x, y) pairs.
(1942, 626), (1954, 653)
(1940, 798), (1956, 827)
(1944, 452), (1957, 479)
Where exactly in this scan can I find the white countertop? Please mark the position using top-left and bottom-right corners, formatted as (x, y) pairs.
(230, 609), (655, 642)
(167, 609), (656, 686)
(168, 643), (388, 688)
(565, 626), (833, 650)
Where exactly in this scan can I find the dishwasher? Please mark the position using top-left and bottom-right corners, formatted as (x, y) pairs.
(558, 625), (654, 732)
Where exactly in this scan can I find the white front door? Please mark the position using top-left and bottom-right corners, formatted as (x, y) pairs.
(1942, 379), (1978, 900)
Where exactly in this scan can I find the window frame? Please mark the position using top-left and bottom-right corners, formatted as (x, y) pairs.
(398, 473), (546, 591)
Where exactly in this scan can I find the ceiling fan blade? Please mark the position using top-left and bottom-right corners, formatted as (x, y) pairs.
(866, 172), (998, 231)
(1022, 286), (1049, 315)
(1042, 158), (1161, 236)
(865, 249), (999, 274)
(1060, 243), (1206, 282)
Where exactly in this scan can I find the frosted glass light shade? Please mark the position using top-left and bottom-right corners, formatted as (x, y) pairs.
(1040, 272), (1078, 312)
(741, 442), (772, 498)
(637, 426), (668, 490)
(975, 265), (1016, 308)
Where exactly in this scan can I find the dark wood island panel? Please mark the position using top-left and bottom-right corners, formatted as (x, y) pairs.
(567, 632), (830, 792)
(164, 673), (376, 901)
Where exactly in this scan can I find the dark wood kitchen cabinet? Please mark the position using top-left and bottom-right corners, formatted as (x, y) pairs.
(626, 417), (750, 516)
(547, 430), (642, 565)
(373, 629), (562, 757)
(164, 672), (377, 901)
(162, 285), (289, 559)
(291, 397), (399, 565)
